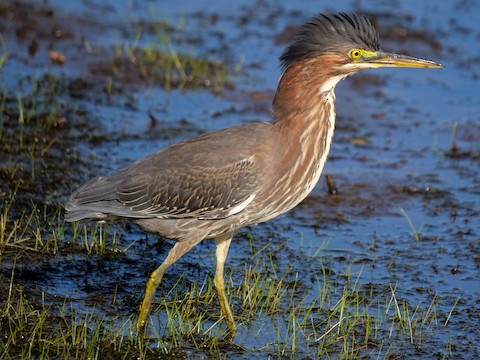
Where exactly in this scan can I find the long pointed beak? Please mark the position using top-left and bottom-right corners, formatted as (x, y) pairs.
(366, 51), (443, 69)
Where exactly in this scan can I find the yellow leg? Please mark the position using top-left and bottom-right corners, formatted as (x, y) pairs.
(214, 233), (237, 337)
(136, 239), (201, 334)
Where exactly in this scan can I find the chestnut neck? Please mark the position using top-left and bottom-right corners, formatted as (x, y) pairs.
(272, 56), (345, 128)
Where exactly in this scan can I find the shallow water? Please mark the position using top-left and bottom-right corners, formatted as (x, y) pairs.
(1, 0), (479, 358)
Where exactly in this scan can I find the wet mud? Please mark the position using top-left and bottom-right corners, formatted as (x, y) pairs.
(0, 0), (479, 359)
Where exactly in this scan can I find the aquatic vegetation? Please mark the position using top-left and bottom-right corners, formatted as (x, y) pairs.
(0, 0), (478, 359)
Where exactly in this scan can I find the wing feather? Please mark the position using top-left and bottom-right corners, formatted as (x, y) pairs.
(115, 157), (257, 219)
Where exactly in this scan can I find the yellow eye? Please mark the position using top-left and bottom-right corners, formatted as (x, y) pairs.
(349, 49), (363, 59)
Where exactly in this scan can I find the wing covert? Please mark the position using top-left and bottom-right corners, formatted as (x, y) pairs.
(116, 158), (258, 219)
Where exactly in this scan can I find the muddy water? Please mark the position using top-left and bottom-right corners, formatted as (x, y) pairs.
(1, 0), (479, 358)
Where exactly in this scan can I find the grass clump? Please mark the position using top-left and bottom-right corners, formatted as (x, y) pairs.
(95, 43), (230, 92)
(0, 73), (90, 207)
(0, 282), (154, 359)
(0, 195), (465, 359)
(91, 18), (231, 92)
(121, 235), (457, 359)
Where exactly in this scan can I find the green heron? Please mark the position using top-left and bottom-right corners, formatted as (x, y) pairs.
(65, 13), (442, 336)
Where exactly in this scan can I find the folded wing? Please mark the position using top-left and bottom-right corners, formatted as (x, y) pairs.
(65, 157), (258, 222)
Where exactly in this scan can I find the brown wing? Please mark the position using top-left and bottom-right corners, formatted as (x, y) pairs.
(115, 158), (258, 220)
